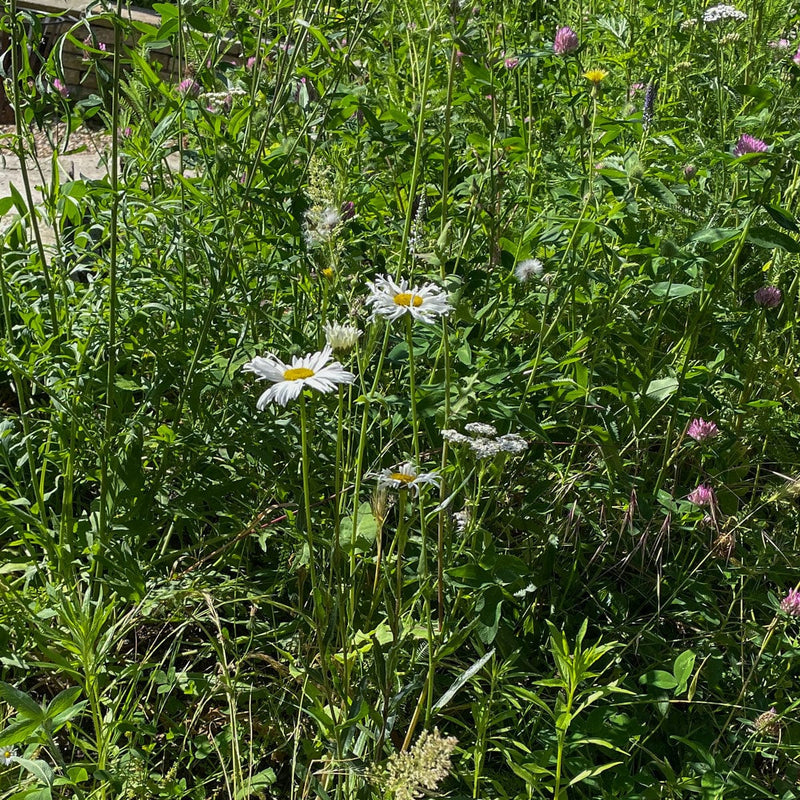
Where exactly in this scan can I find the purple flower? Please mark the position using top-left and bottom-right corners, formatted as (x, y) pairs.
(733, 133), (768, 157)
(794, 49), (800, 66)
(504, 56), (519, 69)
(246, 56), (257, 70)
(688, 418), (719, 442)
(553, 26), (579, 55)
(341, 200), (355, 220)
(122, 126), (132, 138)
(683, 163), (697, 179)
(780, 589), (800, 616)
(177, 78), (200, 97)
(53, 78), (69, 98)
(688, 483), (716, 507)
(754, 286), (782, 308)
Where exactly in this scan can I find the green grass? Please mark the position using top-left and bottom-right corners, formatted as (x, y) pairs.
(1, 0), (800, 797)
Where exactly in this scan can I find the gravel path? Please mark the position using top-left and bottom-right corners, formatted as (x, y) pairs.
(0, 124), (112, 243)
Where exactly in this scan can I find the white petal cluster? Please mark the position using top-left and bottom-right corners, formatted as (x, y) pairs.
(366, 274), (452, 324)
(702, 4), (747, 23)
(243, 345), (355, 408)
(372, 462), (440, 495)
(514, 258), (544, 283)
(442, 424), (529, 460)
(324, 321), (361, 353)
(464, 422), (498, 437)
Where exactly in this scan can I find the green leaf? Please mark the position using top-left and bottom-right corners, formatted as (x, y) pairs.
(14, 758), (54, 787)
(640, 670), (678, 690)
(673, 650), (696, 695)
(45, 687), (81, 721)
(689, 227), (741, 249)
(644, 377), (679, 401)
(0, 716), (41, 745)
(640, 178), (677, 207)
(649, 282), (699, 299)
(764, 204), (798, 232)
(566, 761), (623, 787)
(0, 683), (43, 721)
(433, 649), (495, 711)
(234, 768), (276, 799)
(338, 503), (377, 554)
(747, 225), (800, 253)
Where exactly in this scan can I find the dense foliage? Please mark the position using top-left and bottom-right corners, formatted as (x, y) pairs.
(2, 0), (800, 797)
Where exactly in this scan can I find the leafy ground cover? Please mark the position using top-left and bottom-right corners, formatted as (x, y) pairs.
(2, 0), (800, 797)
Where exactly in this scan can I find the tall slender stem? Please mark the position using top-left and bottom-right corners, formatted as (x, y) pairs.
(299, 392), (318, 592)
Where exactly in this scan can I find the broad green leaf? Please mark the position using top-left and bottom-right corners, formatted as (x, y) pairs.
(338, 503), (377, 554)
(644, 377), (679, 401)
(14, 757), (54, 786)
(0, 716), (41, 745)
(234, 768), (277, 799)
(0, 684), (42, 721)
(649, 282), (699, 299)
(640, 670), (678, 690)
(747, 225), (800, 253)
(673, 650), (696, 695)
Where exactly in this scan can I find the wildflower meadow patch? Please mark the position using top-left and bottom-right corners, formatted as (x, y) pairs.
(1, 0), (800, 797)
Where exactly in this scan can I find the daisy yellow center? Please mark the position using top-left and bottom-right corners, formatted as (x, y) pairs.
(394, 292), (423, 308)
(284, 367), (314, 381)
(390, 472), (415, 483)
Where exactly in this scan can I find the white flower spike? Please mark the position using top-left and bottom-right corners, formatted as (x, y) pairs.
(366, 274), (452, 324)
(243, 345), (355, 408)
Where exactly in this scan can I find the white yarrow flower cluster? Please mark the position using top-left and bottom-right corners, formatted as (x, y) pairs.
(243, 345), (355, 408)
(372, 462), (440, 495)
(442, 424), (529, 460)
(324, 321), (361, 353)
(304, 205), (342, 247)
(514, 258), (544, 283)
(702, 4), (747, 23)
(366, 275), (452, 324)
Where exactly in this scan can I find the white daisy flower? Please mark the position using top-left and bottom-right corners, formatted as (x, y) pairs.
(324, 321), (361, 353)
(243, 345), (355, 408)
(366, 274), (452, 324)
(373, 462), (440, 495)
(514, 258), (544, 283)
(1, 747), (16, 766)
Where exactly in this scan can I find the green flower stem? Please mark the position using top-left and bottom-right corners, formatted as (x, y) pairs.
(299, 392), (319, 594)
(405, 316), (421, 463)
(394, 490), (408, 630)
